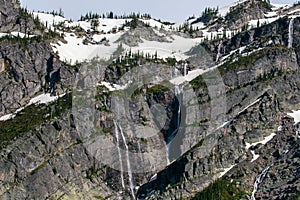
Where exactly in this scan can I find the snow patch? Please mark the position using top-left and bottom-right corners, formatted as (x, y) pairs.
(271, 4), (289, 11)
(52, 32), (123, 64)
(288, 9), (300, 15)
(250, 150), (259, 162)
(0, 107), (25, 121)
(218, 0), (248, 17)
(248, 17), (279, 29)
(219, 165), (236, 178)
(29, 93), (65, 105)
(251, 165), (271, 200)
(33, 12), (67, 28)
(264, 11), (277, 18)
(287, 110), (300, 124)
(141, 19), (171, 30)
(0, 32), (36, 38)
(98, 81), (130, 91)
(246, 133), (276, 149)
(68, 18), (127, 33)
(0, 93), (65, 121)
(128, 35), (203, 61)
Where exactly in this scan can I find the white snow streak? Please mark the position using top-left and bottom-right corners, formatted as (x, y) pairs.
(246, 133), (276, 149)
(0, 93), (65, 121)
(219, 165), (236, 178)
(250, 150), (260, 162)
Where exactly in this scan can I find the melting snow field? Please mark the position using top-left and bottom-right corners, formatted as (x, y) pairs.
(287, 110), (300, 124)
(0, 93), (65, 121)
(129, 35), (203, 61)
(33, 12), (206, 64)
(33, 12), (66, 28)
(33, 6), (300, 66)
(52, 32), (124, 65)
(49, 22), (204, 64)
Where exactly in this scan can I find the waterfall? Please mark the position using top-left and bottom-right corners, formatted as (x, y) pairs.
(288, 18), (294, 49)
(175, 86), (182, 130)
(166, 85), (182, 164)
(183, 62), (188, 76)
(166, 141), (171, 164)
(113, 120), (125, 189)
(251, 165), (271, 200)
(216, 42), (222, 62)
(119, 124), (135, 199)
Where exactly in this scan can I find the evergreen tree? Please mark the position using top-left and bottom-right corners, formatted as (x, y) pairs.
(91, 18), (99, 30)
(109, 11), (114, 19)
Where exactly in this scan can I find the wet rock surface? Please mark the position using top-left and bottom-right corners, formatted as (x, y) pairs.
(0, 0), (300, 199)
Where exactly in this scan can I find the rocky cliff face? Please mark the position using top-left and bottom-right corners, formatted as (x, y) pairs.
(0, 0), (75, 116)
(0, 0), (44, 34)
(224, 0), (272, 30)
(201, 16), (300, 66)
(137, 47), (300, 199)
(0, 38), (75, 115)
(0, 0), (300, 200)
(0, 0), (20, 32)
(199, 0), (272, 31)
(0, 111), (124, 199)
(134, 14), (300, 199)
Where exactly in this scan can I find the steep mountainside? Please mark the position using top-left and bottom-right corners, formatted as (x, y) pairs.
(0, 0), (300, 199)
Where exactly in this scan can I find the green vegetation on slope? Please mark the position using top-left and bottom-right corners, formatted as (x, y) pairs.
(191, 47), (289, 91)
(0, 93), (72, 148)
(191, 179), (247, 200)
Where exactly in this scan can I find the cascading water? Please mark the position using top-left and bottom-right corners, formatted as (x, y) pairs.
(113, 120), (125, 189)
(183, 62), (188, 76)
(251, 165), (272, 200)
(175, 86), (182, 136)
(118, 124), (135, 199)
(216, 42), (222, 62)
(166, 85), (182, 164)
(288, 18), (294, 49)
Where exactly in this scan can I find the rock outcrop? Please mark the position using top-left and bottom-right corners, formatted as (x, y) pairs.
(0, 1), (300, 200)
(116, 20), (171, 47)
(0, 38), (75, 115)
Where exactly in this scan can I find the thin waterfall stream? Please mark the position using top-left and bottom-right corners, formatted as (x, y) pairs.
(113, 120), (125, 189)
(288, 18), (294, 49)
(251, 165), (272, 200)
(118, 123), (135, 199)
